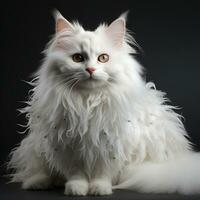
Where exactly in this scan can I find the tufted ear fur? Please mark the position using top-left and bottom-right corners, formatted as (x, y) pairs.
(53, 10), (73, 33)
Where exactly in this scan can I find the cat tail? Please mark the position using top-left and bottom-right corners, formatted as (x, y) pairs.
(113, 152), (200, 194)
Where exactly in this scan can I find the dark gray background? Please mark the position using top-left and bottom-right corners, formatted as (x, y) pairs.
(1, 1), (200, 198)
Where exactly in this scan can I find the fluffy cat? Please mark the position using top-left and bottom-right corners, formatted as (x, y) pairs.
(8, 10), (200, 196)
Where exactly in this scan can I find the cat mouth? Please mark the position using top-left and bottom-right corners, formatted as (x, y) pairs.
(85, 78), (99, 83)
(85, 75), (99, 81)
(76, 75), (107, 89)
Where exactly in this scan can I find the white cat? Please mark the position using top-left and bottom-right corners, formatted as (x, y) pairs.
(8, 10), (200, 196)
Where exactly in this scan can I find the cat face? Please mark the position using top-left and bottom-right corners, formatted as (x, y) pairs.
(48, 11), (135, 90)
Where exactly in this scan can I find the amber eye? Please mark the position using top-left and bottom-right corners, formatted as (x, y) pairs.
(98, 54), (109, 63)
(72, 53), (84, 62)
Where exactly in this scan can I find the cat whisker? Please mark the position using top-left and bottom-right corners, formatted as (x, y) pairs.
(68, 79), (80, 96)
(52, 73), (84, 90)
(63, 78), (79, 89)
(56, 81), (77, 98)
(52, 77), (76, 90)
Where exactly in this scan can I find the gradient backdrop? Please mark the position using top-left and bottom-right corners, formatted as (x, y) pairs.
(1, 0), (200, 175)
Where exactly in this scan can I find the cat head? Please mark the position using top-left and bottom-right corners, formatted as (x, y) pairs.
(44, 10), (139, 91)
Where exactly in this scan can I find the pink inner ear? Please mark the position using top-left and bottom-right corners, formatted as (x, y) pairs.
(56, 18), (71, 33)
(106, 18), (125, 47)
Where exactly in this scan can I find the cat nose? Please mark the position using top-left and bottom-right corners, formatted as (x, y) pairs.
(86, 67), (96, 75)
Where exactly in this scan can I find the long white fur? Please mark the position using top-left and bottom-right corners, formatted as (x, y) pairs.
(8, 11), (200, 195)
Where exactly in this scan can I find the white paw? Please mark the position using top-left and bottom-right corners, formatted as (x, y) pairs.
(64, 179), (89, 196)
(22, 173), (52, 190)
(89, 179), (112, 196)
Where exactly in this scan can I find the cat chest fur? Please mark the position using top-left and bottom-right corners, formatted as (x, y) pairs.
(43, 90), (135, 171)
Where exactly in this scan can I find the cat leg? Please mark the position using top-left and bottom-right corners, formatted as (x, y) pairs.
(64, 166), (89, 196)
(8, 134), (53, 190)
(22, 172), (52, 190)
(21, 152), (53, 190)
(89, 159), (112, 195)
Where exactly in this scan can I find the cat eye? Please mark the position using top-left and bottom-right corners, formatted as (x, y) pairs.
(72, 53), (84, 62)
(98, 54), (109, 63)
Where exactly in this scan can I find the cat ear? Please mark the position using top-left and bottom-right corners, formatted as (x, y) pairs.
(53, 10), (73, 33)
(106, 12), (128, 47)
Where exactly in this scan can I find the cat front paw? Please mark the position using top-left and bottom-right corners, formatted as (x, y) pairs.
(89, 179), (112, 196)
(64, 179), (89, 196)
